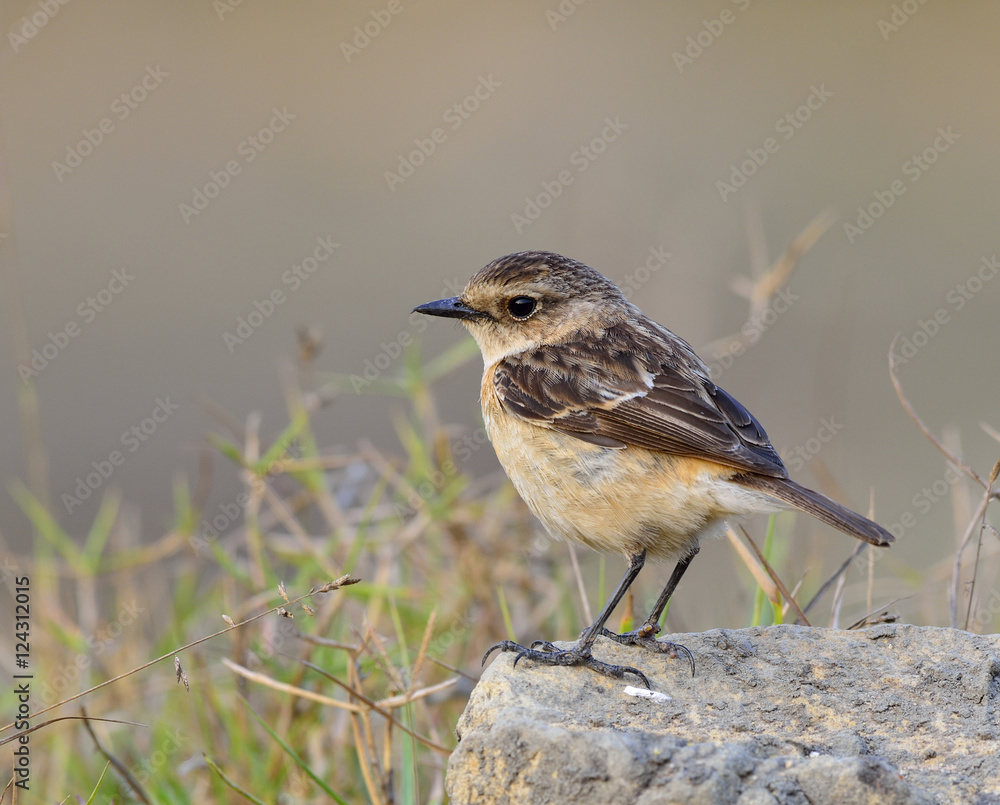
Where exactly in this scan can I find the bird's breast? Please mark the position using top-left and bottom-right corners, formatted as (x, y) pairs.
(480, 373), (751, 560)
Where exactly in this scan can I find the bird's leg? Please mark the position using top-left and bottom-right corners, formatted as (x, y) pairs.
(483, 550), (653, 688)
(598, 547), (698, 676)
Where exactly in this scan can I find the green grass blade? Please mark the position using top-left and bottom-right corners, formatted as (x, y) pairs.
(82, 488), (121, 571)
(83, 760), (112, 805)
(422, 337), (479, 383)
(172, 474), (194, 535)
(256, 409), (310, 474)
(10, 480), (82, 567)
(242, 700), (351, 805)
(763, 515), (782, 625)
(498, 586), (515, 641)
(208, 433), (246, 467)
(204, 754), (269, 805)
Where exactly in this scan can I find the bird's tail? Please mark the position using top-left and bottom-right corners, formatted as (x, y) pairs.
(736, 475), (894, 547)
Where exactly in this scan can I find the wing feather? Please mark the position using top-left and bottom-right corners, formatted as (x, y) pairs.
(492, 320), (787, 477)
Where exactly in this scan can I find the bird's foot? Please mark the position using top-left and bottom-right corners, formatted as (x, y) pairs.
(596, 625), (696, 676)
(482, 639), (651, 689)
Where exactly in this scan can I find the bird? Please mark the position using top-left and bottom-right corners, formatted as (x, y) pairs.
(414, 250), (893, 688)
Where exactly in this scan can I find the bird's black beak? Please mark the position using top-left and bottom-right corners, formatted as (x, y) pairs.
(412, 296), (487, 321)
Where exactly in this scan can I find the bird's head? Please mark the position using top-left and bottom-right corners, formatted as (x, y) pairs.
(413, 251), (630, 364)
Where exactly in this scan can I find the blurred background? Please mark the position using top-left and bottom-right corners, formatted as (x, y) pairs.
(2, 1), (999, 627)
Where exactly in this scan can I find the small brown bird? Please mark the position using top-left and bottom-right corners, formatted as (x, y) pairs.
(415, 251), (893, 687)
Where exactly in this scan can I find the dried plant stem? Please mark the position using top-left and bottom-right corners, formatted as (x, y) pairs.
(726, 526), (778, 607)
(81, 707), (152, 805)
(804, 542), (863, 617)
(953, 469), (998, 629)
(294, 657), (451, 755)
(867, 542), (874, 618)
(567, 543), (592, 625)
(847, 596), (911, 630)
(830, 556), (851, 630)
(704, 209), (834, 359)
(347, 651), (384, 805)
(889, 335), (992, 492)
(0, 578), (357, 734)
(737, 526), (810, 627)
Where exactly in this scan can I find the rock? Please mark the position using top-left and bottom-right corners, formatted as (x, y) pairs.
(447, 624), (1000, 804)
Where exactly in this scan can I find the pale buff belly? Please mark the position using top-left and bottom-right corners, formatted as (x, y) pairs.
(484, 409), (781, 562)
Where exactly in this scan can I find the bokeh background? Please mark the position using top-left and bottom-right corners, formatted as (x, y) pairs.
(2, 2), (999, 628)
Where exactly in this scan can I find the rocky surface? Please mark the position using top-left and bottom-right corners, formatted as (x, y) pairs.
(447, 625), (1000, 804)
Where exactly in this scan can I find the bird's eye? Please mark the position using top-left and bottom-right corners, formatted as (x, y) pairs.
(507, 296), (537, 320)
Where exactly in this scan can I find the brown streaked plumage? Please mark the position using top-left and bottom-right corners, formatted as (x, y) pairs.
(415, 250), (893, 688)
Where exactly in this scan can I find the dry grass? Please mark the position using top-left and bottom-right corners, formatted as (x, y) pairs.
(2, 337), (607, 803)
(3, 217), (998, 803)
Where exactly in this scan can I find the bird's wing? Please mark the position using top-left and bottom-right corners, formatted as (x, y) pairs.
(493, 321), (788, 477)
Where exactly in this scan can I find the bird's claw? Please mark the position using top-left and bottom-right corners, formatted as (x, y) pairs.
(482, 640), (525, 666)
(482, 638), (652, 689)
(597, 627), (696, 677)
